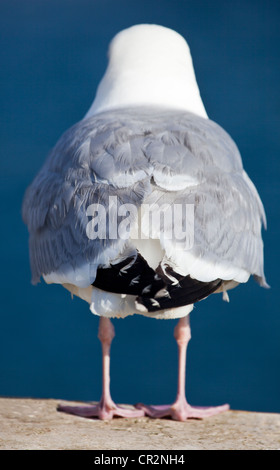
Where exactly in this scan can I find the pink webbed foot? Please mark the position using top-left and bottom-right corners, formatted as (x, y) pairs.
(57, 399), (145, 420)
(135, 398), (230, 421)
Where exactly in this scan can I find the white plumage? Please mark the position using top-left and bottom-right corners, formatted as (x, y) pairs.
(85, 24), (208, 119)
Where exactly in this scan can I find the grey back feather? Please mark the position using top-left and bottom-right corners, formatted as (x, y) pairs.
(22, 107), (267, 286)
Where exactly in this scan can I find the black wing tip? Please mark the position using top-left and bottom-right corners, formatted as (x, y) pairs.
(92, 253), (223, 313)
(136, 276), (222, 312)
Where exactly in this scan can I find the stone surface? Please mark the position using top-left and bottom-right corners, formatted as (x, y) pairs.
(0, 398), (279, 450)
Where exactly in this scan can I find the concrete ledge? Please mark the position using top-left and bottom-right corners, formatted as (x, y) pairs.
(0, 398), (279, 450)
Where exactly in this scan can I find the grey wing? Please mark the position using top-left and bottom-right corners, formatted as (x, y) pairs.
(144, 170), (267, 287)
(22, 114), (151, 287)
(137, 111), (267, 287)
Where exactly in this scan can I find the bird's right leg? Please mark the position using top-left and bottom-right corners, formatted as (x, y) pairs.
(57, 316), (144, 420)
(136, 315), (229, 420)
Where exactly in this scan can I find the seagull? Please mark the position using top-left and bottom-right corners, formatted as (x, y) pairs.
(22, 24), (267, 421)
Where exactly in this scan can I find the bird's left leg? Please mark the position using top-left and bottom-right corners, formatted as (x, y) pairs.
(57, 316), (145, 419)
(135, 315), (229, 421)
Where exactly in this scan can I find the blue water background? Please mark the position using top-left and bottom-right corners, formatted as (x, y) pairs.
(0, 0), (279, 413)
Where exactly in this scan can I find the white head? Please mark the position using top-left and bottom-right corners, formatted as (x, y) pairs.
(85, 24), (207, 119)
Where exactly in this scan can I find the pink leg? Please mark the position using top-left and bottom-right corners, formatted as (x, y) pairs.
(57, 317), (144, 420)
(135, 315), (229, 421)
